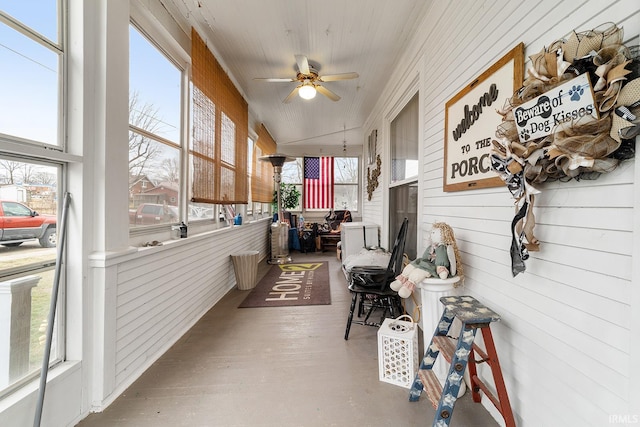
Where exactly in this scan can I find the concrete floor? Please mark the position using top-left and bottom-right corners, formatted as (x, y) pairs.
(77, 251), (499, 427)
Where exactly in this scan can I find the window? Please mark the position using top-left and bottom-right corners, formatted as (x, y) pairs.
(251, 124), (276, 217)
(281, 157), (359, 212)
(0, 160), (62, 398)
(334, 157), (358, 211)
(245, 135), (270, 220)
(189, 29), (248, 226)
(0, 1), (65, 399)
(390, 93), (419, 183)
(0, 0), (58, 43)
(0, 165), (64, 396)
(281, 158), (303, 211)
(0, 2), (61, 146)
(190, 29), (248, 205)
(389, 92), (419, 258)
(128, 23), (183, 229)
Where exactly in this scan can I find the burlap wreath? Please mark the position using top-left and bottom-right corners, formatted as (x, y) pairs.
(490, 23), (639, 276)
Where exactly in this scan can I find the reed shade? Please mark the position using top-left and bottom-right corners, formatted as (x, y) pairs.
(252, 124), (277, 203)
(190, 28), (248, 204)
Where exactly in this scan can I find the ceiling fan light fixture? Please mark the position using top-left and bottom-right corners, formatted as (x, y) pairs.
(255, 55), (357, 103)
(298, 84), (317, 100)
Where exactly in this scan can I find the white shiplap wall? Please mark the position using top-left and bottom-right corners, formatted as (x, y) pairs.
(97, 219), (270, 402)
(367, 0), (639, 425)
(362, 109), (385, 232)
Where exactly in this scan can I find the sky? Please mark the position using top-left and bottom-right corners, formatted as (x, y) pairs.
(0, 2), (181, 147)
(129, 25), (181, 143)
(0, 1), (58, 144)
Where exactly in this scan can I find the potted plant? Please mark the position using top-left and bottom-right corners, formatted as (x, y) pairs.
(272, 183), (301, 211)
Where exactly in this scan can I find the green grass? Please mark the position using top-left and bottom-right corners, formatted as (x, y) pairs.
(29, 270), (54, 369)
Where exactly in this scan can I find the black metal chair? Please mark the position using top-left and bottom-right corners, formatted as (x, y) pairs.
(344, 218), (409, 340)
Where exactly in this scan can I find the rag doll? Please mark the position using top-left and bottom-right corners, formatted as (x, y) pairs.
(390, 222), (463, 298)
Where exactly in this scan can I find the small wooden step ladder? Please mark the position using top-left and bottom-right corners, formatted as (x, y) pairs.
(409, 295), (515, 427)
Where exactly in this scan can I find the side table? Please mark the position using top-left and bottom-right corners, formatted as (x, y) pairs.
(319, 233), (341, 252)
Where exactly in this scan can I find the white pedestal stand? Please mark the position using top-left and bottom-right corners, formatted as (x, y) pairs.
(417, 276), (466, 396)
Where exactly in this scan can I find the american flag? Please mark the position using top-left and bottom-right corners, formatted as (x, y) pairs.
(304, 157), (334, 209)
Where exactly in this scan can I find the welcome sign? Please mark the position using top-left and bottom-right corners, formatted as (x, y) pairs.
(514, 73), (598, 142)
(444, 43), (524, 192)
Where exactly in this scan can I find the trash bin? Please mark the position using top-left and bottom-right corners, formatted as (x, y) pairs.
(231, 250), (260, 290)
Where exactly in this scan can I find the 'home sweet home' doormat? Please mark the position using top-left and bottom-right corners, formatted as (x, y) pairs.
(238, 262), (331, 308)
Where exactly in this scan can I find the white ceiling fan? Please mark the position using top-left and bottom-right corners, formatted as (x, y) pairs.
(254, 54), (359, 103)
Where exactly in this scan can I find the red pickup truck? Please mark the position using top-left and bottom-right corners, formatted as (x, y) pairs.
(0, 200), (57, 248)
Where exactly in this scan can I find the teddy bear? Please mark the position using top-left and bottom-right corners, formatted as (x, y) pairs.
(390, 222), (462, 298)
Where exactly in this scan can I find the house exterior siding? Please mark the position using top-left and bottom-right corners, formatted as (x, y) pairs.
(364, 1), (639, 425)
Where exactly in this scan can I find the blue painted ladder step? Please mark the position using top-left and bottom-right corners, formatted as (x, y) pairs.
(408, 295), (515, 427)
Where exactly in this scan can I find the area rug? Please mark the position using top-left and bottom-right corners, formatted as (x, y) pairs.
(238, 262), (331, 308)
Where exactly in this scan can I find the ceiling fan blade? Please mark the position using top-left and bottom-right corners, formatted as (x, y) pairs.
(316, 85), (341, 101)
(318, 72), (359, 82)
(253, 77), (296, 82)
(295, 54), (310, 75)
(283, 86), (300, 103)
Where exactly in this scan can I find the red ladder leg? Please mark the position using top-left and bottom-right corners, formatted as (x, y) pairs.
(467, 337), (481, 403)
(473, 326), (515, 427)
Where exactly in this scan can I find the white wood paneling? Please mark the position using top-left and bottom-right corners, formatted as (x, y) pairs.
(361, 108), (386, 235)
(368, 0), (639, 425)
(162, 0), (432, 149)
(100, 220), (270, 397)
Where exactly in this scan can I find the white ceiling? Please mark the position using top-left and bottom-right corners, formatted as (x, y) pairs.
(161, 0), (430, 149)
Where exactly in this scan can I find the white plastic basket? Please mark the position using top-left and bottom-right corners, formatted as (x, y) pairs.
(377, 315), (419, 388)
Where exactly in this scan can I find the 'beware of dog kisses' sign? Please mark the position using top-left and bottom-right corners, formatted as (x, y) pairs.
(514, 73), (598, 142)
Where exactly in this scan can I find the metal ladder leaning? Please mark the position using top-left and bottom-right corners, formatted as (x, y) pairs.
(409, 295), (516, 427)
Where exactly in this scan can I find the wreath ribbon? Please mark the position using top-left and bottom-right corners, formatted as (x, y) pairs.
(491, 23), (638, 276)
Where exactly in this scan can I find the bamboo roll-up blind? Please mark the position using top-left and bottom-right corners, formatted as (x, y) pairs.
(252, 124), (277, 203)
(191, 28), (248, 204)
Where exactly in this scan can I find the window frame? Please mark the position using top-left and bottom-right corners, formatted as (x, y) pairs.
(390, 92), (419, 185)
(280, 156), (360, 214)
(128, 21), (187, 233)
(0, 4), (64, 150)
(0, 0), (67, 397)
(333, 156), (359, 212)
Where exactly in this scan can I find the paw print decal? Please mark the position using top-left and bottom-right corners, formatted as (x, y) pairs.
(519, 128), (530, 141)
(569, 85), (584, 102)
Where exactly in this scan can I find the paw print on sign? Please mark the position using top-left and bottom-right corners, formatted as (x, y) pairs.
(569, 85), (584, 102)
(519, 128), (530, 141)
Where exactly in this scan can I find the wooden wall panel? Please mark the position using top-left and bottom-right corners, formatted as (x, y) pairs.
(111, 220), (270, 390)
(370, 0), (639, 424)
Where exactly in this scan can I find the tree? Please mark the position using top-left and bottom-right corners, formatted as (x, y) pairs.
(0, 160), (22, 184)
(281, 159), (302, 182)
(334, 157), (358, 183)
(20, 163), (37, 184)
(158, 157), (179, 184)
(32, 170), (56, 185)
(128, 91), (163, 183)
